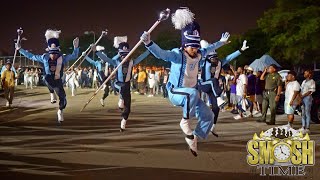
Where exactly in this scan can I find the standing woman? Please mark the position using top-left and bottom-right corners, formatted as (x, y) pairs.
(34, 68), (39, 87)
(148, 70), (156, 97)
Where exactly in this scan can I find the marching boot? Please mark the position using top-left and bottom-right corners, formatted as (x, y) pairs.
(120, 118), (127, 132)
(51, 93), (57, 104)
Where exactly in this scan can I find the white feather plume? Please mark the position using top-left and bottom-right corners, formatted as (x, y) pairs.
(171, 8), (195, 30)
(200, 40), (209, 49)
(96, 45), (105, 51)
(45, 29), (61, 40)
(114, 36), (127, 48)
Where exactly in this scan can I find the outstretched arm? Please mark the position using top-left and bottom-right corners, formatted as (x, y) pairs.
(64, 37), (80, 62)
(202, 32), (231, 57)
(96, 51), (116, 66)
(133, 50), (150, 65)
(84, 55), (96, 66)
(221, 40), (249, 66)
(64, 48), (80, 62)
(221, 50), (241, 66)
(141, 31), (179, 63)
(19, 49), (45, 63)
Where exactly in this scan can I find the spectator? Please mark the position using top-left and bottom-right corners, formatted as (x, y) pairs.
(254, 71), (264, 116)
(257, 64), (282, 125)
(219, 69), (227, 112)
(162, 69), (169, 98)
(154, 68), (161, 95)
(137, 67), (147, 95)
(234, 66), (248, 120)
(284, 70), (300, 128)
(88, 66), (93, 88)
(77, 67), (82, 87)
(225, 68), (233, 110)
(92, 68), (98, 89)
(148, 70), (156, 97)
(300, 70), (316, 134)
(81, 67), (88, 88)
(133, 69), (139, 92)
(1, 60), (15, 108)
(229, 65), (238, 114)
(246, 67), (256, 117)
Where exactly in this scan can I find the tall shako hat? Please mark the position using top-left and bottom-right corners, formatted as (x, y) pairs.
(114, 36), (129, 57)
(172, 8), (201, 48)
(45, 29), (61, 54)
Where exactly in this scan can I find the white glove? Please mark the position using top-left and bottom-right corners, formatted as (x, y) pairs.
(241, 40), (249, 51)
(73, 37), (79, 48)
(140, 31), (151, 45)
(96, 45), (105, 51)
(15, 43), (21, 50)
(81, 52), (86, 57)
(219, 32), (230, 44)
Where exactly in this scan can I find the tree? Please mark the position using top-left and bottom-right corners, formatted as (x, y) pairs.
(258, 0), (320, 65)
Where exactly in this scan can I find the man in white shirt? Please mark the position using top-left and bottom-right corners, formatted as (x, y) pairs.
(234, 67), (247, 120)
(285, 71), (300, 128)
(154, 69), (161, 95)
(300, 70), (316, 134)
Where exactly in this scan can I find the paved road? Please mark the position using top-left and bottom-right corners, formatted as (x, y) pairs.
(0, 86), (319, 180)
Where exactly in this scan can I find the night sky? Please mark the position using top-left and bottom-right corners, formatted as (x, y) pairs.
(0, 0), (274, 54)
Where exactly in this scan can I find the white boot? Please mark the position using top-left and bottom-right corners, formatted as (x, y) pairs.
(100, 99), (105, 107)
(180, 118), (193, 135)
(57, 109), (64, 124)
(71, 88), (75, 97)
(120, 118), (127, 132)
(6, 101), (10, 107)
(180, 118), (197, 156)
(118, 98), (124, 109)
(50, 93), (57, 104)
(210, 124), (219, 137)
(217, 97), (227, 108)
(185, 136), (198, 157)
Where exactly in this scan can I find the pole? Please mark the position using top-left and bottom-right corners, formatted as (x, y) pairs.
(80, 8), (170, 112)
(64, 30), (107, 85)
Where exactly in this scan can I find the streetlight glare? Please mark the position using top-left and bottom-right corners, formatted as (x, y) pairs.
(84, 31), (95, 35)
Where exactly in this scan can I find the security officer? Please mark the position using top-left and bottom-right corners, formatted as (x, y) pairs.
(257, 64), (282, 125)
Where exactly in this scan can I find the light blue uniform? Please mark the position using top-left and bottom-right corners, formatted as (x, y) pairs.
(202, 50), (242, 82)
(145, 41), (224, 139)
(199, 50), (242, 125)
(96, 50), (150, 83)
(84, 56), (110, 83)
(19, 48), (79, 110)
(19, 48), (79, 78)
(200, 50), (242, 96)
(96, 50), (150, 120)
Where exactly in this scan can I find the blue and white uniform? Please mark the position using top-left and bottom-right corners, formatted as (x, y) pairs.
(199, 50), (242, 128)
(85, 55), (113, 101)
(96, 50), (150, 120)
(19, 48), (79, 110)
(145, 41), (224, 139)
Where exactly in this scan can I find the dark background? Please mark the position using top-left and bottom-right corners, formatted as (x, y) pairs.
(0, 0), (274, 54)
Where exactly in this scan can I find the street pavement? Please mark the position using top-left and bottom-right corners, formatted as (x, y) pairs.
(0, 86), (319, 180)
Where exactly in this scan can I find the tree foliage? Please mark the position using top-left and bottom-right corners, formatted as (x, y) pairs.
(258, 0), (320, 65)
